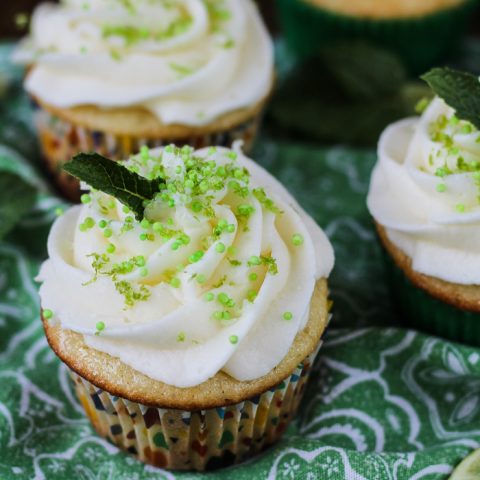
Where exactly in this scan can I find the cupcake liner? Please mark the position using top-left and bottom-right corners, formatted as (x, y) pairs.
(69, 342), (323, 471)
(277, 0), (479, 73)
(382, 249), (480, 347)
(33, 104), (263, 202)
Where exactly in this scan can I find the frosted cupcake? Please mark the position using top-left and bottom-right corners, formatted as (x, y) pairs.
(278, 0), (477, 73)
(37, 143), (334, 470)
(368, 68), (480, 346)
(15, 0), (274, 200)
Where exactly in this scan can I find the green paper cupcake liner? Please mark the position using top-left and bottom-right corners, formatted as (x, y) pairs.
(69, 342), (323, 471)
(277, 0), (479, 73)
(382, 248), (480, 347)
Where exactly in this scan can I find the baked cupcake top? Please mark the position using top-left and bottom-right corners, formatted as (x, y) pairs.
(305, 0), (465, 19)
(368, 70), (480, 285)
(14, 0), (273, 126)
(37, 144), (334, 388)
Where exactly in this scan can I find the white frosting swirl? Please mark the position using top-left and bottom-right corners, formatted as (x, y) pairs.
(15, 0), (273, 126)
(368, 97), (480, 285)
(37, 145), (334, 387)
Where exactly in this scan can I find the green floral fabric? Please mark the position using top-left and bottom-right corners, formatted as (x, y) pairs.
(1, 45), (479, 480)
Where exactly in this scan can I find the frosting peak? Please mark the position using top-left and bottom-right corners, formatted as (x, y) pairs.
(37, 145), (334, 387)
(15, 0), (273, 126)
(368, 97), (480, 285)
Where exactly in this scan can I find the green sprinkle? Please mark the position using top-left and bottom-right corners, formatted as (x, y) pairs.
(204, 292), (215, 302)
(247, 290), (257, 302)
(179, 234), (190, 245)
(107, 199), (116, 209)
(237, 204), (255, 218)
(415, 97), (431, 114)
(177, 332), (186, 342)
(79, 224), (87, 232)
(140, 267), (149, 277)
(436, 183), (447, 193)
(229, 335), (238, 345)
(104, 228), (113, 238)
(215, 242), (226, 253)
(84, 217), (95, 229)
(170, 278), (181, 288)
(292, 234), (304, 246)
(15, 12), (29, 29)
(213, 311), (223, 320)
(456, 203), (466, 213)
(283, 311), (293, 321)
(135, 256), (146, 267)
(248, 256), (261, 266)
(43, 309), (53, 320)
(140, 219), (151, 229)
(191, 201), (203, 212)
(171, 242), (180, 251)
(95, 321), (105, 334)
(122, 205), (130, 214)
(98, 219), (107, 229)
(249, 272), (258, 281)
(140, 145), (150, 159)
(81, 194), (91, 204)
(55, 207), (64, 217)
(218, 293), (229, 305)
(189, 250), (204, 263)
(226, 224), (235, 233)
(218, 219), (228, 229)
(196, 274), (206, 284)
(139, 233), (148, 241)
(106, 243), (116, 254)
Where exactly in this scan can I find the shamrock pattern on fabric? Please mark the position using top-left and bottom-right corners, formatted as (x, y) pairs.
(1, 43), (480, 479)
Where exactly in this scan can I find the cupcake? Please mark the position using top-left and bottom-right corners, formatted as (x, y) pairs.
(14, 0), (274, 200)
(367, 75), (480, 346)
(277, 0), (477, 73)
(37, 143), (334, 470)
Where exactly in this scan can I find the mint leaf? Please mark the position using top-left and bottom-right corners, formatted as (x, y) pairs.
(0, 172), (36, 239)
(63, 153), (163, 220)
(320, 41), (406, 100)
(422, 67), (480, 129)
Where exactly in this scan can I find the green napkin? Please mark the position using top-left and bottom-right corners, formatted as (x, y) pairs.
(1, 46), (479, 480)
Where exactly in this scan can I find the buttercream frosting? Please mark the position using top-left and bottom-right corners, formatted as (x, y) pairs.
(368, 97), (480, 285)
(14, 0), (273, 126)
(37, 144), (334, 387)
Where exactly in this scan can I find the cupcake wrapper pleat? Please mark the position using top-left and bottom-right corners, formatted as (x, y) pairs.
(382, 248), (480, 347)
(33, 105), (262, 201)
(69, 342), (322, 471)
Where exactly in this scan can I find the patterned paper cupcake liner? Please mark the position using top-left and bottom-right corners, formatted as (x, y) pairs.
(277, 0), (478, 73)
(382, 250), (480, 347)
(33, 105), (262, 201)
(69, 342), (322, 471)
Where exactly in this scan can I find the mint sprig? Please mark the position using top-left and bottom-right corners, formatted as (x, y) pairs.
(421, 67), (480, 130)
(63, 153), (164, 220)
